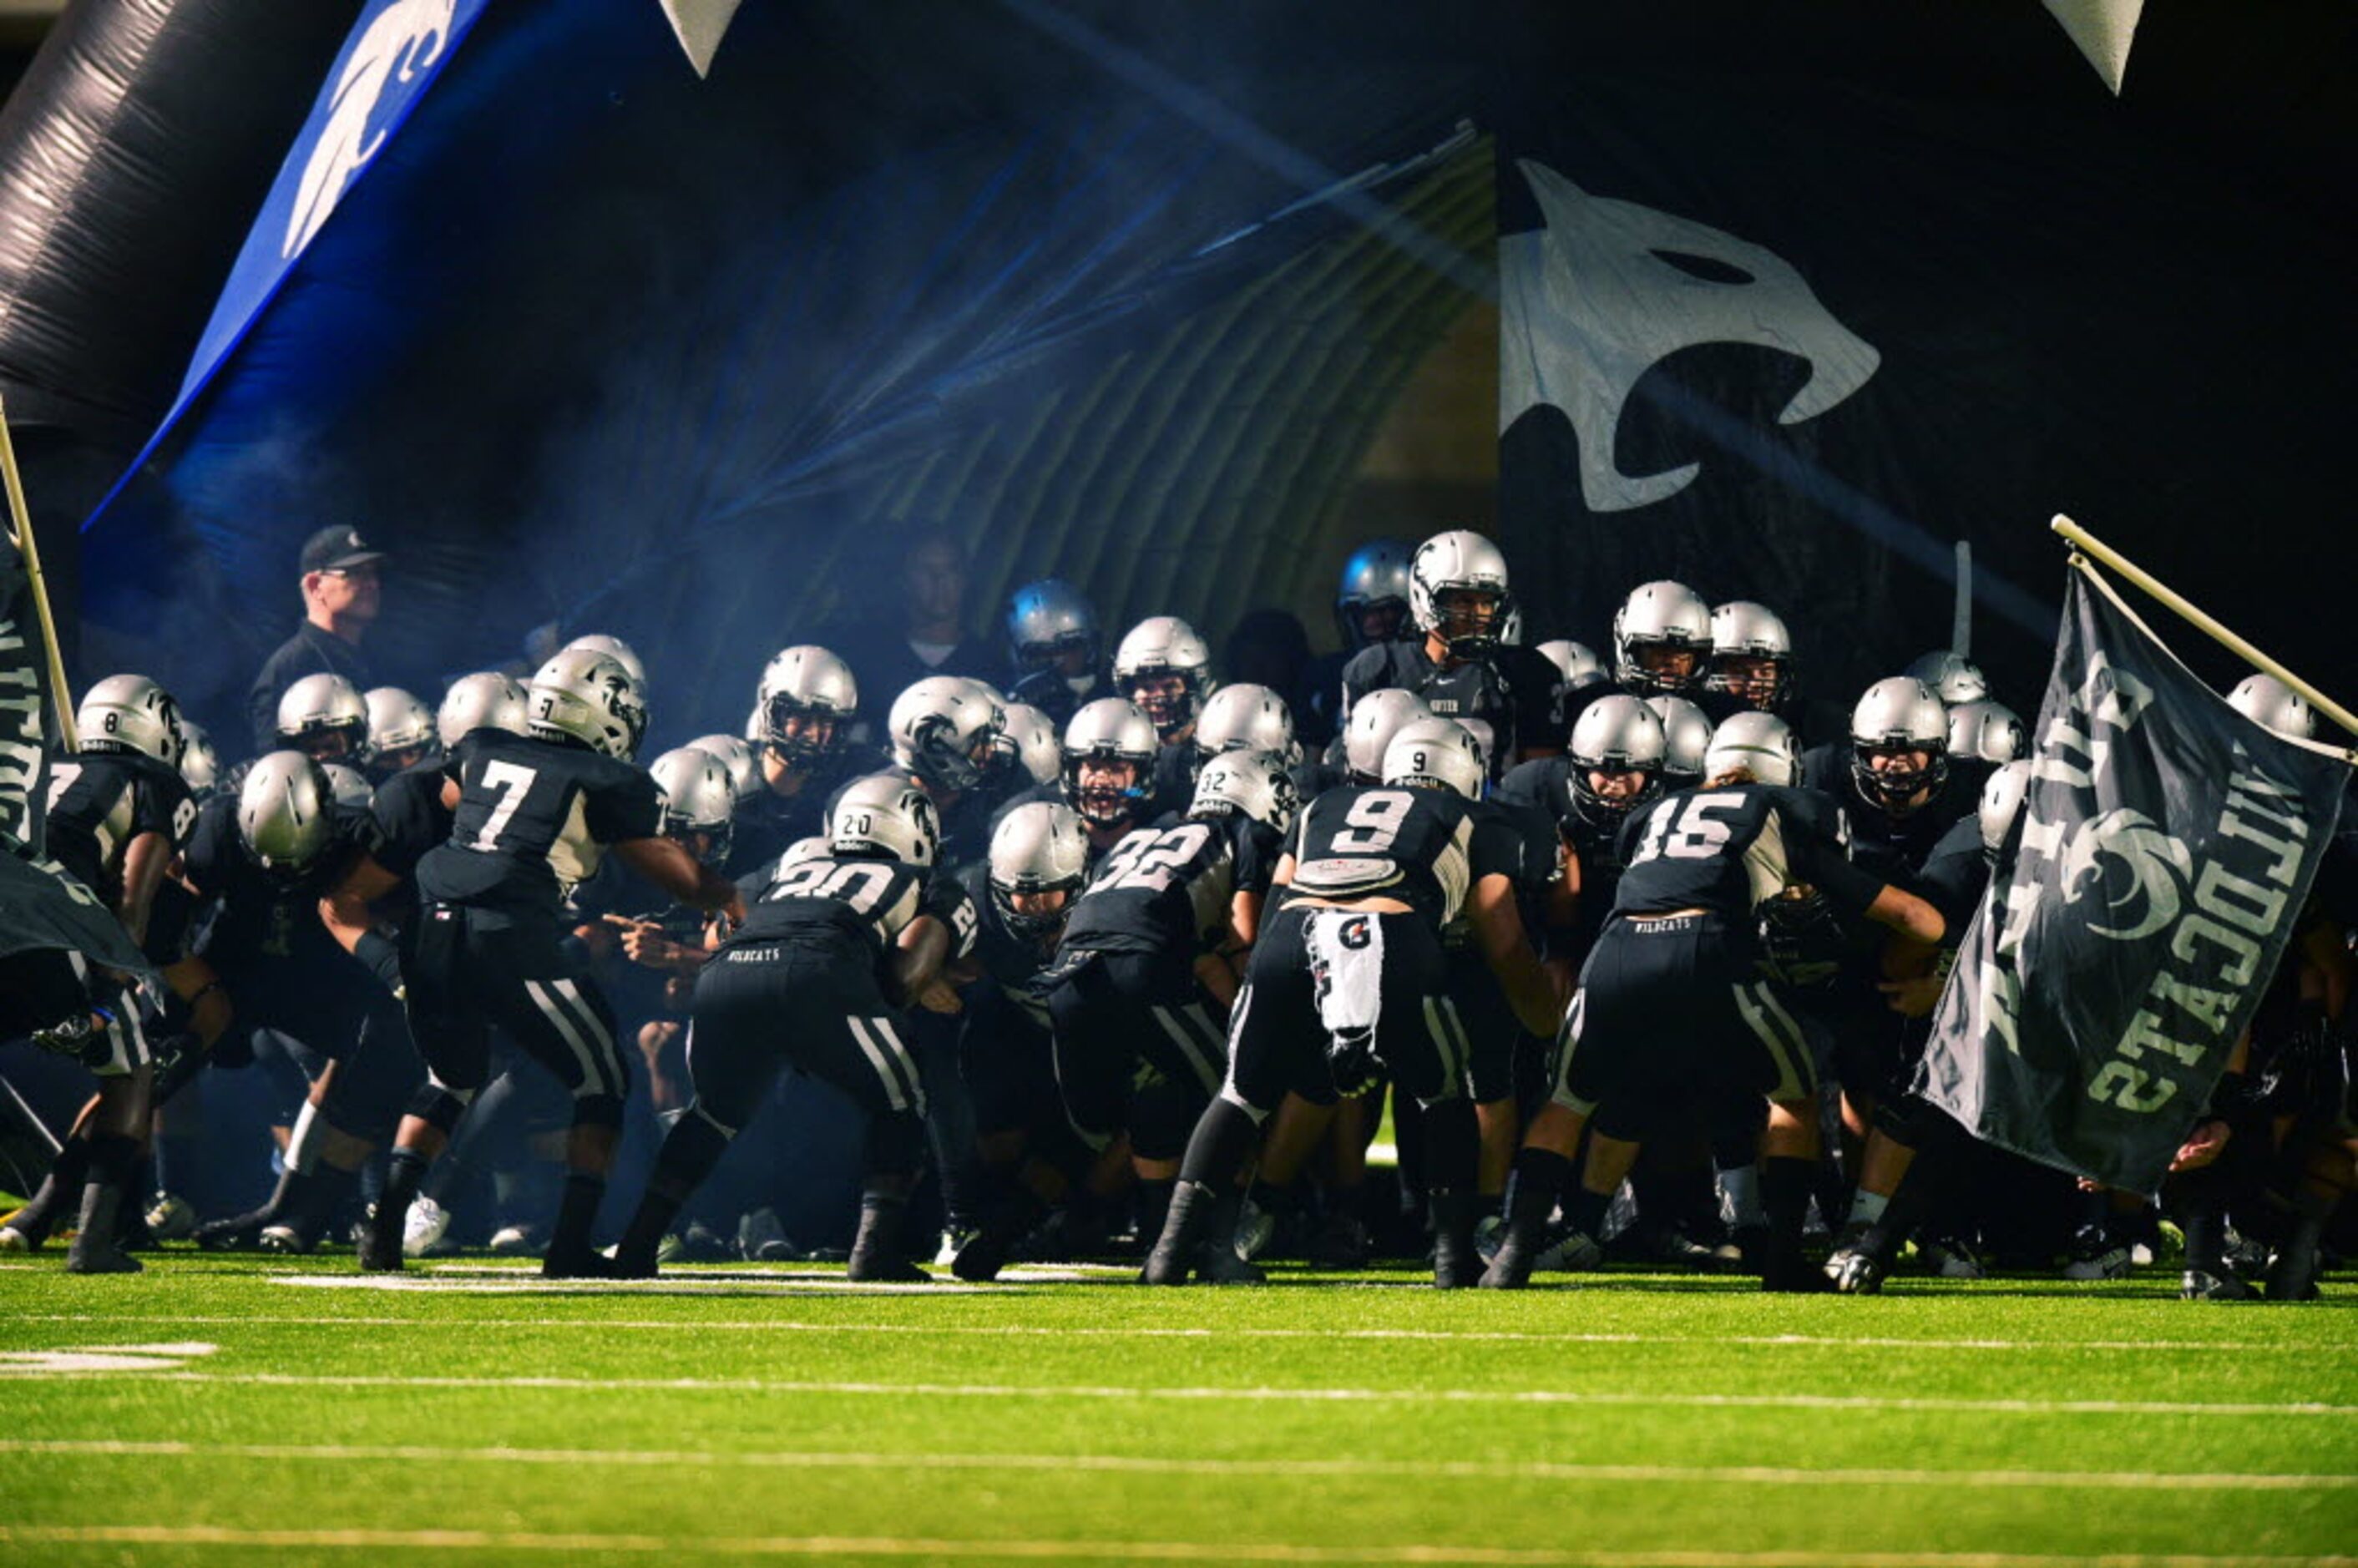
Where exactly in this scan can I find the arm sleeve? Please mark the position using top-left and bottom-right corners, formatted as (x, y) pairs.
(1232, 820), (1281, 895)
(132, 770), (192, 846)
(1787, 807), (1886, 918)
(1468, 809), (1520, 882)
(927, 876), (981, 959)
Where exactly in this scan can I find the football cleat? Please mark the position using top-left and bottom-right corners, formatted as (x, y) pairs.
(2062, 1226), (2133, 1281)
(488, 1223), (545, 1257)
(1531, 1226), (1603, 1273)
(0, 1222), (37, 1253)
(541, 1242), (617, 1280)
(144, 1193), (196, 1242)
(1824, 1245), (1886, 1295)
(1303, 1211), (1371, 1270)
(257, 1224), (311, 1256)
(402, 1196), (453, 1258)
(357, 1211), (405, 1272)
(737, 1207), (801, 1262)
(1916, 1234), (1986, 1279)
(2181, 1268), (2255, 1302)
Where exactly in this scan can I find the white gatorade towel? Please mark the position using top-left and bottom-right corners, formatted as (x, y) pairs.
(1307, 909), (1385, 1040)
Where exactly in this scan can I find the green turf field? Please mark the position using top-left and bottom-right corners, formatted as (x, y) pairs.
(2, 1253), (2353, 1565)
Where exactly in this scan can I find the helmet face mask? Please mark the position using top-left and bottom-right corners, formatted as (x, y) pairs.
(1849, 676), (1950, 813)
(1060, 699), (1156, 826)
(1408, 530), (1513, 660)
(1612, 581), (1713, 698)
(277, 673), (374, 766)
(1334, 540), (1413, 652)
(886, 676), (1000, 794)
(1111, 617), (1212, 742)
(1703, 601), (1794, 712)
(1568, 695), (1667, 830)
(1007, 579), (1101, 678)
(650, 747), (737, 867)
(989, 802), (1090, 943)
(757, 646), (858, 768)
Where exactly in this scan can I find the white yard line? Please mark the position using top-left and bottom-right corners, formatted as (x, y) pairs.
(25, 1368), (2344, 1417)
(0, 1438), (2349, 1492)
(0, 1525), (2348, 1565)
(9, 1311), (2338, 1357)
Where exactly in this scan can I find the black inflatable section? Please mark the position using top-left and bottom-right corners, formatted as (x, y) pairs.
(0, 0), (361, 656)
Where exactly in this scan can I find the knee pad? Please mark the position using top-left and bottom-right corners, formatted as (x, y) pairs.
(407, 1081), (473, 1135)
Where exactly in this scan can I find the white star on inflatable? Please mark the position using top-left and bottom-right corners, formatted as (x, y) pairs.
(656, 0), (742, 79)
(2042, 0), (2146, 96)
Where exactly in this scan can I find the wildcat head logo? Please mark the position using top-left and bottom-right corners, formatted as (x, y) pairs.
(284, 0), (458, 260)
(1500, 159), (1881, 513)
(2060, 808), (2193, 943)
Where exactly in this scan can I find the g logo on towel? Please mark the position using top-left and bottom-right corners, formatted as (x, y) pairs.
(1340, 916), (1373, 950)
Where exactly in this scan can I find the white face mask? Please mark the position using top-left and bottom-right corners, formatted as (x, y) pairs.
(1065, 672), (1097, 697)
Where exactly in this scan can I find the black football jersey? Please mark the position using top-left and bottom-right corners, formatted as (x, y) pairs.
(369, 761), (454, 888)
(43, 749), (195, 908)
(415, 730), (662, 920)
(1611, 783), (1884, 922)
(1060, 811), (1282, 957)
(727, 852), (977, 969)
(956, 859), (1061, 1028)
(182, 793), (377, 972)
(1338, 641), (1562, 778)
(728, 744), (887, 877)
(1914, 813), (1991, 937)
(1283, 783), (1518, 932)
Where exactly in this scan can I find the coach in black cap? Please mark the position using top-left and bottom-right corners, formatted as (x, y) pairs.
(245, 525), (387, 754)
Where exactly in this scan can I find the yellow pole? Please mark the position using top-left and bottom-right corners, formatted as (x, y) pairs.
(2051, 513), (2358, 740)
(0, 393), (78, 751)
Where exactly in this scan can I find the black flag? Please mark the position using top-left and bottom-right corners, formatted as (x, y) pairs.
(1917, 564), (2350, 1195)
(0, 544), (149, 974)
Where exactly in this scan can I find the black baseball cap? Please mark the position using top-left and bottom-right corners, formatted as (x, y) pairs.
(300, 526), (387, 574)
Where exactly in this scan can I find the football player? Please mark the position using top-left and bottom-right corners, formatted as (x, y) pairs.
(1147, 720), (1563, 1287)
(1045, 749), (1295, 1259)
(1484, 726), (1945, 1292)
(272, 673), (374, 769)
(1339, 529), (1561, 779)
(993, 701), (1064, 791)
(358, 647), (741, 1277)
(878, 674), (1012, 873)
(1612, 581), (1713, 701)
(1298, 540), (1413, 745)
(1011, 697), (1161, 858)
(613, 776), (972, 1280)
(1646, 695), (1714, 792)
(946, 802), (1110, 1280)
(362, 687), (439, 782)
(0, 677), (195, 1272)
(732, 645), (868, 872)
(1005, 579), (1115, 727)
(1700, 601), (1795, 720)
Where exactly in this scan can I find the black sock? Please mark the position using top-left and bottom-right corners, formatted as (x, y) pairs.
(1760, 1155), (1815, 1267)
(1176, 1098), (1262, 1189)
(285, 1165), (362, 1242)
(1132, 1177), (1174, 1246)
(12, 1136), (96, 1237)
(1565, 1182), (1612, 1238)
(2173, 1167), (2229, 1273)
(1505, 1148), (1574, 1227)
(552, 1174), (605, 1256)
(378, 1146), (431, 1228)
(619, 1115), (731, 1262)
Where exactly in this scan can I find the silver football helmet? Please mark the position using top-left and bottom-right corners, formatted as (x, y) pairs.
(887, 675), (1002, 792)
(756, 645), (859, 765)
(988, 801), (1090, 941)
(1060, 697), (1157, 825)
(1343, 688), (1432, 781)
(364, 686), (438, 768)
(1190, 746), (1300, 835)
(1408, 529), (1512, 658)
(1333, 539), (1414, 651)
(564, 633), (646, 689)
(1704, 601), (1795, 712)
(686, 733), (763, 803)
(1850, 676), (1949, 810)
(780, 835), (832, 869)
(321, 762), (374, 810)
(1980, 759), (2032, 860)
(1005, 579), (1101, 680)
(2227, 673), (2315, 741)
(76, 674), (183, 766)
(1195, 683), (1297, 766)
(1382, 716), (1486, 802)
(1567, 695), (1667, 828)
(1946, 698), (2027, 764)
(276, 672), (373, 764)
(437, 672), (531, 748)
(650, 746), (736, 865)
(829, 774), (942, 868)
(236, 751), (334, 878)
(527, 648), (648, 761)
(1612, 581), (1713, 697)
(1534, 640), (1607, 698)
(1112, 616), (1214, 740)
(1644, 695), (1714, 787)
(1704, 711), (1802, 788)
(177, 720), (221, 801)
(1904, 650), (1987, 706)
(994, 701), (1064, 787)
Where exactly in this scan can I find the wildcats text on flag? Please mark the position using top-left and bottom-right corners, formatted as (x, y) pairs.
(1918, 562), (2350, 1194)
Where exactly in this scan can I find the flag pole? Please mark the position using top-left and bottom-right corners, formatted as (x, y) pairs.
(0, 394), (77, 751)
(2051, 513), (2358, 740)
